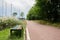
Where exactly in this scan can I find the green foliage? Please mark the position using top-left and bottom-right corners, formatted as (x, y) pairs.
(20, 12), (24, 18)
(34, 20), (60, 28)
(45, 0), (60, 22)
(27, 0), (47, 20)
(0, 20), (26, 40)
(27, 6), (41, 20)
(27, 0), (60, 23)
(13, 12), (17, 17)
(0, 17), (21, 29)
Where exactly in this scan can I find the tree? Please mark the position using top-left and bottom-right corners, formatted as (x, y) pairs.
(27, 0), (48, 20)
(12, 12), (17, 17)
(20, 12), (24, 18)
(46, 0), (60, 22)
(27, 6), (41, 20)
(27, 0), (60, 22)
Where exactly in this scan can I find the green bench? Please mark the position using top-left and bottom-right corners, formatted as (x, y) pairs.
(10, 25), (22, 35)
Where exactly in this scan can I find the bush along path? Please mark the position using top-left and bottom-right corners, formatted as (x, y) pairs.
(0, 18), (26, 40)
(26, 21), (60, 40)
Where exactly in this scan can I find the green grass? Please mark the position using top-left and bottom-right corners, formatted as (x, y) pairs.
(34, 20), (60, 28)
(0, 28), (24, 40)
(0, 20), (26, 40)
(0, 28), (10, 40)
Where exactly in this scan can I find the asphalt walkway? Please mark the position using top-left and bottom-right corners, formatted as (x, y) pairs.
(26, 21), (60, 40)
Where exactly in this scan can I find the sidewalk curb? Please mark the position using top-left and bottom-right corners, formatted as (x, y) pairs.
(26, 27), (31, 40)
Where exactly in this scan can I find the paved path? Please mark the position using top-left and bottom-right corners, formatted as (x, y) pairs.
(26, 21), (60, 40)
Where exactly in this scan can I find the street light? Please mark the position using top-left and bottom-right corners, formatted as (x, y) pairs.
(11, 3), (13, 17)
(11, 4), (12, 14)
(5, 2), (7, 17)
(2, 0), (4, 17)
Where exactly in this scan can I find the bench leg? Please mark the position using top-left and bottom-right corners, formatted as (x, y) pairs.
(10, 30), (12, 35)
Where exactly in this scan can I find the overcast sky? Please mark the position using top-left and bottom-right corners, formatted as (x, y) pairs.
(0, 0), (35, 18)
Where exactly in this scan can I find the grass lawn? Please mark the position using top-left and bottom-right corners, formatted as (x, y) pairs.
(0, 28), (10, 40)
(0, 20), (26, 40)
(34, 20), (60, 28)
(0, 28), (24, 40)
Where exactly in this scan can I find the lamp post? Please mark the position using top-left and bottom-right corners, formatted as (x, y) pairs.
(5, 2), (7, 17)
(11, 3), (13, 16)
(11, 4), (12, 14)
(2, 0), (4, 17)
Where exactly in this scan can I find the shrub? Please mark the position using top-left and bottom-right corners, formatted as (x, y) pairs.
(0, 17), (21, 29)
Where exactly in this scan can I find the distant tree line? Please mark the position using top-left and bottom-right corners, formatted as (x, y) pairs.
(27, 0), (60, 22)
(13, 12), (24, 18)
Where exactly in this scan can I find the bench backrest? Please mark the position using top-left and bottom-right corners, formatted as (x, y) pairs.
(11, 25), (22, 29)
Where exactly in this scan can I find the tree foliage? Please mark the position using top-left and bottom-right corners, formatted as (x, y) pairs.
(13, 12), (17, 17)
(20, 12), (24, 18)
(27, 6), (40, 20)
(27, 0), (60, 22)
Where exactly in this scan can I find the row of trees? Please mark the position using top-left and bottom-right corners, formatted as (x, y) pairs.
(13, 12), (24, 18)
(27, 0), (60, 22)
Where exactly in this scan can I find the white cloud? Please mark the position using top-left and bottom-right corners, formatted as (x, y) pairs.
(5, 0), (35, 11)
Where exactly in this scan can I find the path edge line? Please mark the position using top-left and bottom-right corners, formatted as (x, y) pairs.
(26, 27), (31, 40)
